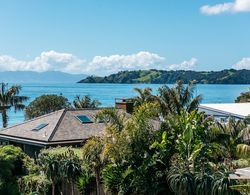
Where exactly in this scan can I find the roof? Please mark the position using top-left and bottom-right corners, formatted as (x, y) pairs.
(199, 103), (250, 119)
(229, 167), (250, 180)
(0, 108), (162, 146)
(0, 109), (106, 146)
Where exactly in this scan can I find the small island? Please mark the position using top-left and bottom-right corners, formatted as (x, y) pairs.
(78, 69), (250, 84)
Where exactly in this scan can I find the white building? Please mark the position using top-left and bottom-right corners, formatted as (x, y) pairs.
(229, 167), (250, 180)
(199, 103), (250, 122)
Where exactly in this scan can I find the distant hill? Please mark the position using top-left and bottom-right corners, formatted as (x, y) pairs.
(78, 69), (250, 84)
(0, 71), (87, 83)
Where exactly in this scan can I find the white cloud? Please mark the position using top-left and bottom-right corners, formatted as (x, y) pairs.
(0, 50), (85, 74)
(0, 50), (199, 75)
(168, 58), (198, 71)
(233, 57), (250, 69)
(200, 0), (250, 15)
(86, 51), (165, 75)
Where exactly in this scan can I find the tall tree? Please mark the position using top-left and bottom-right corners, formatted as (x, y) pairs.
(132, 87), (156, 107)
(25, 94), (69, 119)
(82, 137), (104, 195)
(0, 83), (28, 128)
(73, 95), (101, 109)
(157, 80), (202, 116)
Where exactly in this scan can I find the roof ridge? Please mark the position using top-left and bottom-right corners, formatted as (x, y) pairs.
(48, 109), (68, 142)
(65, 107), (113, 111)
(0, 109), (66, 131)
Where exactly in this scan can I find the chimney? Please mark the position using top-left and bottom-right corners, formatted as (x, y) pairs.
(115, 98), (134, 114)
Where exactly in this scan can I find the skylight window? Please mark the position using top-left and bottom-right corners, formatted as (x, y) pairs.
(32, 123), (48, 131)
(75, 115), (93, 123)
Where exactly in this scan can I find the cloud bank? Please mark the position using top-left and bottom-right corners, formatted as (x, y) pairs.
(233, 57), (250, 69)
(168, 58), (198, 71)
(0, 50), (199, 75)
(0, 50), (85, 74)
(200, 0), (250, 15)
(87, 51), (165, 74)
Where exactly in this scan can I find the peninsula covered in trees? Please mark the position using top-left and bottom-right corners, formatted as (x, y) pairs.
(78, 69), (250, 84)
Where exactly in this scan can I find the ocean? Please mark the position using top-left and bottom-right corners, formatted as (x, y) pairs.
(2, 83), (249, 126)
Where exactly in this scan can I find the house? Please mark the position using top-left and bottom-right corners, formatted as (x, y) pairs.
(0, 109), (107, 157)
(199, 103), (250, 122)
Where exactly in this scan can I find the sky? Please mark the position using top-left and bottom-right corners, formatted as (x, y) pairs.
(0, 0), (250, 75)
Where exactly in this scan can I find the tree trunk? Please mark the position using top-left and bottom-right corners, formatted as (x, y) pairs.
(52, 183), (55, 195)
(95, 167), (101, 195)
(71, 180), (74, 195)
(2, 109), (8, 128)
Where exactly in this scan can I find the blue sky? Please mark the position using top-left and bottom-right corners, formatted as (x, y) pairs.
(0, 0), (250, 75)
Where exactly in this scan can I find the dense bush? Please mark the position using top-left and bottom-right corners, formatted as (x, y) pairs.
(235, 89), (250, 103)
(0, 145), (31, 195)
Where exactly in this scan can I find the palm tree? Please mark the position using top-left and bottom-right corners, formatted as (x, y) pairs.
(73, 95), (101, 109)
(215, 118), (250, 159)
(157, 80), (202, 116)
(0, 83), (28, 128)
(82, 137), (104, 195)
(39, 154), (61, 195)
(61, 149), (81, 195)
(132, 87), (156, 107)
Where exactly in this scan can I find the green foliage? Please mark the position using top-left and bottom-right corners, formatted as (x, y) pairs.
(73, 95), (101, 109)
(0, 83), (28, 127)
(18, 174), (51, 195)
(76, 171), (93, 195)
(164, 110), (244, 195)
(82, 137), (104, 195)
(96, 103), (170, 194)
(0, 145), (31, 195)
(235, 89), (250, 103)
(157, 80), (202, 116)
(132, 87), (156, 107)
(38, 147), (82, 195)
(230, 185), (250, 195)
(211, 169), (239, 195)
(0, 80), (247, 195)
(0, 145), (29, 178)
(25, 94), (70, 119)
(168, 166), (195, 195)
(78, 69), (250, 84)
(214, 118), (250, 159)
(82, 137), (104, 170)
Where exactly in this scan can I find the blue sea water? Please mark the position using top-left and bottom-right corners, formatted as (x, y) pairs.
(2, 83), (250, 127)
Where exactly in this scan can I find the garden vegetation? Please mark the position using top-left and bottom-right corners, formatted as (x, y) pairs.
(0, 81), (249, 194)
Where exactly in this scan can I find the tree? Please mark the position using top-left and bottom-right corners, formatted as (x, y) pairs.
(0, 145), (30, 194)
(61, 149), (82, 195)
(18, 174), (51, 195)
(38, 147), (82, 195)
(82, 137), (104, 195)
(25, 94), (70, 119)
(0, 83), (28, 127)
(157, 80), (202, 116)
(215, 118), (250, 159)
(235, 89), (250, 103)
(97, 103), (170, 194)
(73, 95), (101, 109)
(166, 111), (239, 195)
(132, 87), (156, 107)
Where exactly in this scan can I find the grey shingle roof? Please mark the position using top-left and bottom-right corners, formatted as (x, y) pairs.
(0, 108), (161, 146)
(0, 109), (106, 145)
